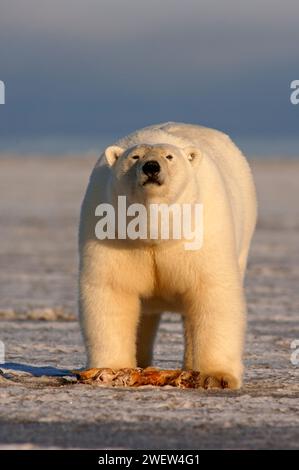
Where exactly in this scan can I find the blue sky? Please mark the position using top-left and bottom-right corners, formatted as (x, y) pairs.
(0, 0), (298, 155)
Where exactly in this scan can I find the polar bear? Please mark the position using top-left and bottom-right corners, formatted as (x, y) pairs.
(79, 122), (257, 389)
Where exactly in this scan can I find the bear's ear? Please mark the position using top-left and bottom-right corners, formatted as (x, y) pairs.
(104, 145), (125, 166)
(183, 147), (202, 166)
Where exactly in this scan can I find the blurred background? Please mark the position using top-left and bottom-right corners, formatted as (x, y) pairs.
(0, 0), (299, 157)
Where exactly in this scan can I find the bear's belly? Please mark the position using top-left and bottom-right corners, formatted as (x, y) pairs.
(141, 295), (183, 315)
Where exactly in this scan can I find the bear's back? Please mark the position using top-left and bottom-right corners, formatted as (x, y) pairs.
(132, 122), (256, 257)
(115, 122), (254, 205)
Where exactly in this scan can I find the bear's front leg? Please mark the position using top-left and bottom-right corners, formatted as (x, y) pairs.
(185, 274), (246, 389)
(79, 280), (140, 369)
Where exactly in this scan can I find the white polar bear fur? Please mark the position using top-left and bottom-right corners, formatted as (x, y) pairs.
(79, 122), (257, 389)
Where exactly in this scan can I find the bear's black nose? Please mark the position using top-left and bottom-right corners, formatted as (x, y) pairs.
(142, 160), (160, 176)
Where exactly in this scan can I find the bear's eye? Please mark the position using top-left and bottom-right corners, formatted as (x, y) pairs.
(132, 155), (140, 160)
(166, 154), (173, 160)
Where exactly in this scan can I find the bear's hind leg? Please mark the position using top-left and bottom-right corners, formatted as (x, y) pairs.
(136, 313), (160, 368)
(183, 316), (194, 370)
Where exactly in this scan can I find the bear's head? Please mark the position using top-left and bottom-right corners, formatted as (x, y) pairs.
(104, 143), (202, 205)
